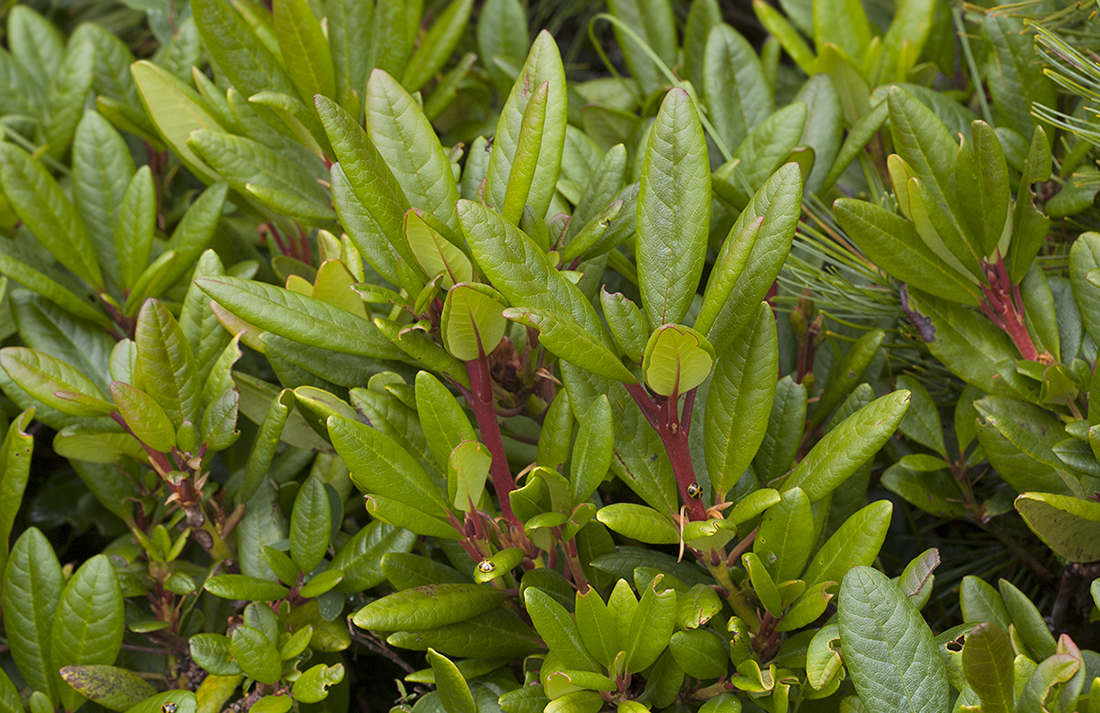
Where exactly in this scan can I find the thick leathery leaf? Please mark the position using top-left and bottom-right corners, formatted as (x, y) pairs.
(192, 0), (297, 101)
(484, 31), (567, 221)
(402, 0), (474, 93)
(1014, 492), (1100, 563)
(804, 500), (892, 588)
(704, 302), (777, 501)
(273, 0), (335, 102)
(503, 307), (636, 383)
(198, 277), (401, 360)
(703, 24), (771, 154)
(784, 391), (911, 502)
(50, 556), (124, 711)
(524, 588), (599, 672)
(290, 477), (331, 573)
(4, 528), (63, 703)
(636, 88), (710, 328)
(134, 300), (201, 431)
(838, 566), (949, 713)
(60, 665), (156, 712)
(356, 584), (507, 631)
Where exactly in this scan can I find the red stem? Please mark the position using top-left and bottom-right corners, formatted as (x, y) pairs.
(624, 382), (707, 521)
(464, 356), (519, 526)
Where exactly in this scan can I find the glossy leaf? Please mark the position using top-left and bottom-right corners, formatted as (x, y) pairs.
(636, 88), (710, 327)
(357, 584), (508, 631)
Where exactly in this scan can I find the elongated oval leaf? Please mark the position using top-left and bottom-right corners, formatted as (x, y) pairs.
(838, 566), (949, 713)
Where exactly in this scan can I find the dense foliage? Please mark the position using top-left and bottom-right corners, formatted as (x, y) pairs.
(0, 0), (1097, 712)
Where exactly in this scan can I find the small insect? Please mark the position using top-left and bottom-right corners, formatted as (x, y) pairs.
(476, 560), (496, 574)
(686, 482), (703, 499)
(162, 704), (178, 713)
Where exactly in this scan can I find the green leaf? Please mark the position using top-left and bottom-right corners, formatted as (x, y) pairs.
(642, 324), (715, 397)
(192, 0), (298, 101)
(887, 86), (960, 231)
(42, 34), (95, 159)
(1070, 232), (1100, 348)
(3, 528), (63, 704)
(703, 24), (772, 155)
(9, 6), (62, 98)
(237, 388), (294, 506)
(441, 283), (508, 361)
(700, 164), (801, 352)
(982, 13), (1055, 140)
(961, 623), (1014, 713)
(135, 300), (201, 431)
(669, 629), (728, 680)
(459, 200), (616, 354)
(198, 277), (402, 360)
(606, 0), (676, 97)
(803, 500), (892, 588)
(742, 552), (783, 617)
(570, 395), (614, 505)
(292, 663), (344, 704)
(70, 111), (133, 290)
(1008, 127), (1053, 285)
(704, 302), (777, 501)
(813, 0), (871, 60)
(328, 413), (451, 519)
(190, 634), (242, 676)
(484, 31), (567, 221)
(188, 131), (334, 221)
(636, 88), (710, 327)
(895, 375), (946, 456)
(450, 441), (491, 512)
(810, 329), (885, 429)
(402, 0), (474, 93)
(59, 665), (157, 713)
(0, 347), (113, 417)
(109, 382), (175, 453)
(230, 625), (282, 685)
(366, 69), (461, 242)
(406, 210), (474, 289)
(784, 390), (911, 502)
(500, 80), (549, 225)
(955, 121), (1010, 259)
(838, 566), (949, 713)
(50, 555), (124, 711)
(130, 61), (223, 185)
(324, 0), (372, 108)
(753, 376), (806, 484)
(316, 96), (411, 284)
(624, 574), (677, 673)
(997, 579), (1055, 661)
(274, 0), (334, 102)
(1014, 492), (1100, 563)
(0, 144), (102, 288)
(204, 575), (290, 601)
(356, 583), (507, 630)
(524, 587), (600, 672)
(600, 289), (648, 365)
(595, 503), (680, 545)
(502, 306), (637, 383)
(754, 487), (813, 583)
(0, 410), (32, 578)
(290, 477), (331, 573)
(426, 649), (475, 713)
(834, 199), (980, 305)
(574, 588), (618, 669)
(476, 0), (528, 89)
(114, 167), (156, 290)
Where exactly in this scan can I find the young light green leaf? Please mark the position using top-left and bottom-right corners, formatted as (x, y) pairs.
(606, 0), (677, 97)
(623, 574), (677, 674)
(441, 283), (508, 361)
(484, 31), (567, 221)
(0, 347), (113, 417)
(192, 0), (298, 101)
(524, 588), (600, 673)
(570, 396), (614, 505)
(642, 324), (715, 397)
(754, 487), (813, 583)
(784, 390), (911, 502)
(230, 626), (281, 685)
(636, 88), (710, 328)
(501, 81), (549, 225)
(803, 500), (892, 589)
(502, 306), (637, 384)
